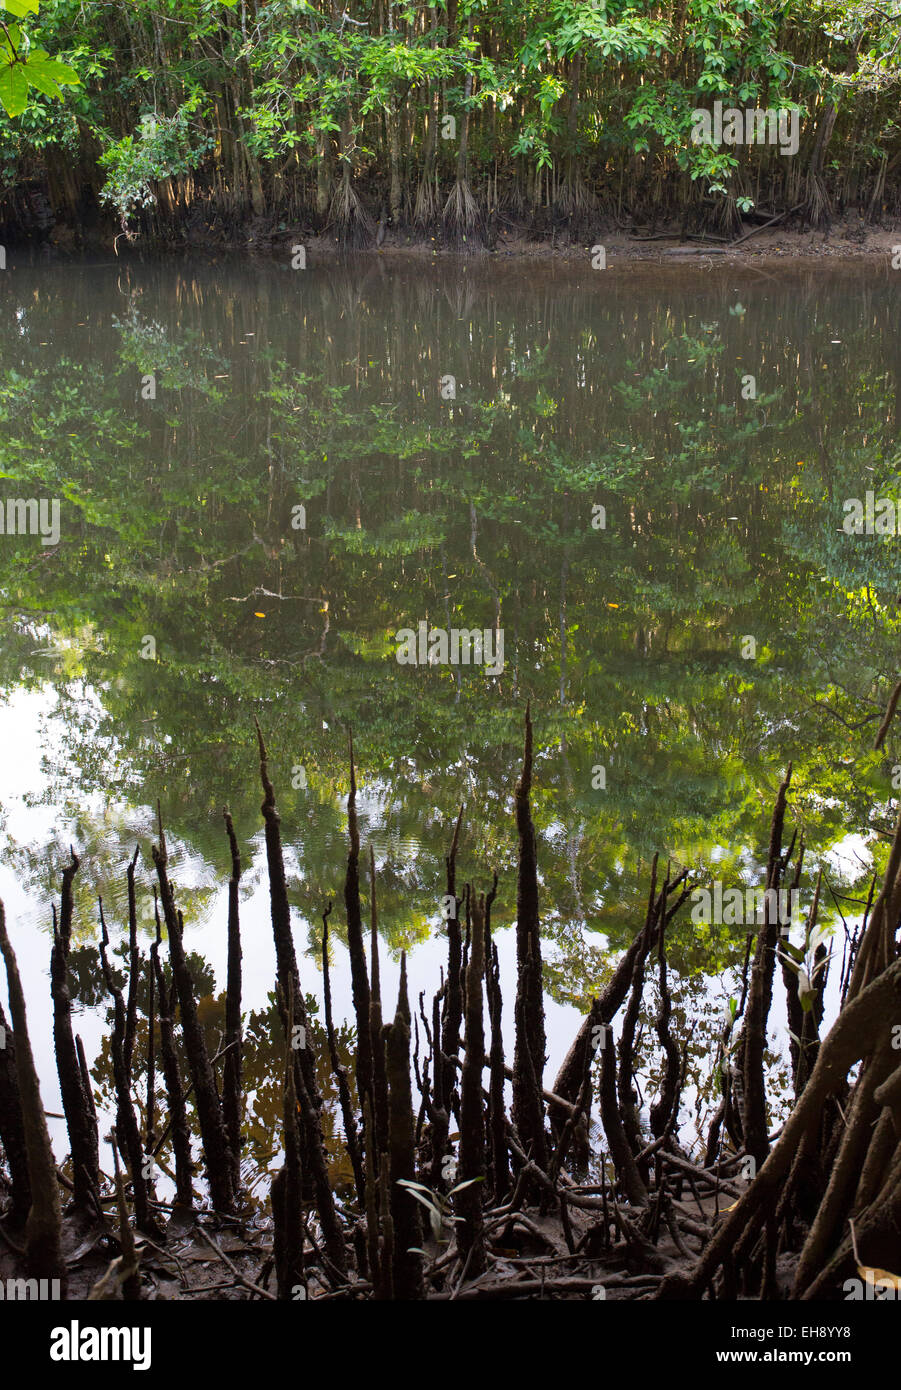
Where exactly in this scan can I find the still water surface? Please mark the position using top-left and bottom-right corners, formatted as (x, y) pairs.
(0, 251), (897, 1202)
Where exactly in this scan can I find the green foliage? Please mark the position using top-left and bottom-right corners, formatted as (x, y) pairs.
(0, 0), (898, 223)
(97, 98), (214, 225)
(397, 1176), (483, 1246)
(0, 0), (78, 117)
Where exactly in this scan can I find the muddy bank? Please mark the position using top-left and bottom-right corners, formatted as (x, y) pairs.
(274, 219), (901, 267)
(29, 206), (901, 268)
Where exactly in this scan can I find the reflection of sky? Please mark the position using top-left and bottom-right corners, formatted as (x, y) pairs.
(0, 682), (862, 1196)
(0, 686), (582, 1182)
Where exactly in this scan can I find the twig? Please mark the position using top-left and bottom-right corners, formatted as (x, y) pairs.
(874, 679), (901, 750)
(730, 203), (805, 245)
(195, 1225), (277, 1301)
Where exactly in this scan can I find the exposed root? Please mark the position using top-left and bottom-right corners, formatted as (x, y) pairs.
(329, 172), (375, 248)
(442, 179), (484, 248)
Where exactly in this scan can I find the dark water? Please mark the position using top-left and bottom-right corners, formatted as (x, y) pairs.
(0, 250), (898, 1202)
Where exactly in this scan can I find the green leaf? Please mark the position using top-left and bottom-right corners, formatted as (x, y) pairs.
(24, 65), (62, 100)
(1, 0), (40, 16)
(397, 1185), (442, 1218)
(447, 1176), (484, 1196)
(28, 55), (79, 85)
(0, 63), (28, 117)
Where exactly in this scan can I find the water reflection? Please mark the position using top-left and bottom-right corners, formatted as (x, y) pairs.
(0, 251), (897, 1195)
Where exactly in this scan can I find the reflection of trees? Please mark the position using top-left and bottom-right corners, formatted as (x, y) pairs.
(78, 943), (788, 1207)
(0, 260), (898, 1000)
(84, 947), (357, 1213)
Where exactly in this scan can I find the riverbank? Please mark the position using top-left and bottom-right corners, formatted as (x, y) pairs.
(284, 219), (900, 265)
(38, 209), (900, 268)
